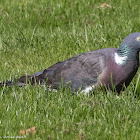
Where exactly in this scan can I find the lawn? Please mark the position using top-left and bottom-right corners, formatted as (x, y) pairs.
(0, 0), (140, 139)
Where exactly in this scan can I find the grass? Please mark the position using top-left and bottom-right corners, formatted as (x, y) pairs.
(0, 0), (140, 139)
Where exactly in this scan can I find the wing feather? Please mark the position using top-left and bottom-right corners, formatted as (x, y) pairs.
(28, 52), (107, 91)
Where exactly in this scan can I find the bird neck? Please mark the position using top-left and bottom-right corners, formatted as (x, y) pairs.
(115, 44), (138, 66)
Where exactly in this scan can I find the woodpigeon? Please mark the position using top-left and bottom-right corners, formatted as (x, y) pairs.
(1, 32), (140, 94)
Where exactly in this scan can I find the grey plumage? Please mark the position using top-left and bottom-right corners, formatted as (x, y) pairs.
(1, 32), (140, 93)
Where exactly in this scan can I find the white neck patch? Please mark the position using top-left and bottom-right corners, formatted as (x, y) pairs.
(114, 52), (128, 65)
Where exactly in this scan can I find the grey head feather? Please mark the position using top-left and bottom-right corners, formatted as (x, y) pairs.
(117, 32), (140, 63)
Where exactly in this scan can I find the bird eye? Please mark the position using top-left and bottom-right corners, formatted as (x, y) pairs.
(136, 37), (140, 41)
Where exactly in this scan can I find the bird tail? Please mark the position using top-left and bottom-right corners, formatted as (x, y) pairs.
(0, 75), (41, 88)
(0, 81), (13, 87)
(0, 79), (26, 87)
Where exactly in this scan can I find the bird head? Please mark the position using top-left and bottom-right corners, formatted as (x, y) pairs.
(115, 33), (140, 65)
(120, 32), (140, 52)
